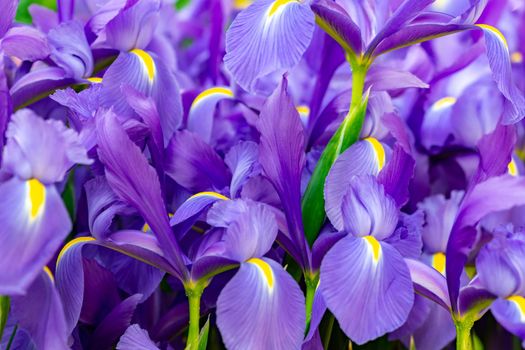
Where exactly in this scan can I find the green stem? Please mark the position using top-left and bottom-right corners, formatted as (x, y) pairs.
(304, 272), (320, 334)
(185, 283), (205, 350)
(349, 66), (367, 112)
(455, 319), (474, 350)
(6, 324), (17, 350)
(0, 296), (9, 342)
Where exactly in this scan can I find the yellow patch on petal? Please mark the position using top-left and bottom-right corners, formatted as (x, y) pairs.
(508, 158), (519, 177)
(432, 252), (446, 276)
(248, 258), (274, 289)
(433, 96), (457, 110)
(511, 52), (523, 64)
(363, 236), (381, 262)
(233, 0), (252, 10)
(191, 87), (234, 107)
(296, 105), (310, 116)
(43, 266), (55, 284)
(189, 191), (229, 200)
(476, 24), (508, 49)
(508, 295), (525, 322)
(268, 0), (296, 16)
(131, 49), (156, 81)
(56, 236), (96, 265)
(27, 179), (45, 220)
(87, 77), (103, 83)
(365, 137), (386, 171)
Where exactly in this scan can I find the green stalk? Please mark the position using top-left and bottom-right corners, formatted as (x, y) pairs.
(304, 272), (320, 333)
(0, 296), (9, 342)
(185, 283), (205, 350)
(302, 63), (369, 246)
(455, 319), (474, 350)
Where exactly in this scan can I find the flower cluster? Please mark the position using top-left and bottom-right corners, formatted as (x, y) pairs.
(0, 0), (525, 349)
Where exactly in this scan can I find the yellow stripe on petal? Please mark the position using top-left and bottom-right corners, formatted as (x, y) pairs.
(87, 77), (103, 83)
(365, 137), (386, 171)
(508, 295), (525, 322)
(511, 52), (523, 64)
(432, 252), (446, 276)
(363, 236), (381, 262)
(43, 266), (55, 284)
(248, 258), (274, 289)
(476, 24), (508, 49)
(189, 191), (230, 200)
(508, 158), (519, 177)
(433, 96), (457, 110)
(191, 87), (234, 107)
(268, 0), (296, 16)
(296, 105), (310, 116)
(131, 49), (156, 81)
(27, 179), (45, 220)
(56, 236), (96, 265)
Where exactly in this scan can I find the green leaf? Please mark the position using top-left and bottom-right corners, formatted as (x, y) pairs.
(15, 0), (57, 24)
(301, 90), (369, 246)
(0, 296), (10, 342)
(62, 170), (76, 221)
(197, 317), (210, 350)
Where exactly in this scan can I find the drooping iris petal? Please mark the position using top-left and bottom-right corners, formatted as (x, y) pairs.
(10, 270), (69, 350)
(324, 139), (384, 231)
(217, 258), (305, 350)
(2, 109), (92, 183)
(171, 191), (229, 228)
(224, 141), (260, 198)
(320, 235), (414, 344)
(224, 0), (315, 92)
(257, 76), (309, 267)
(117, 324), (160, 350)
(476, 234), (525, 298)
(101, 50), (182, 138)
(475, 124), (516, 183)
(0, 50), (11, 160)
(491, 297), (525, 342)
(48, 20), (94, 79)
(187, 87), (235, 144)
(165, 130), (231, 192)
(447, 175), (525, 309)
(0, 178), (71, 294)
(103, 0), (160, 51)
(95, 109), (187, 279)
(1, 26), (50, 61)
(310, 0), (362, 56)
(340, 175), (398, 240)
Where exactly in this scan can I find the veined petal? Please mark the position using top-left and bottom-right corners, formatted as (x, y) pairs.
(225, 141), (260, 198)
(0, 0), (16, 37)
(405, 258), (451, 311)
(377, 144), (415, 208)
(0, 178), (71, 295)
(95, 109), (187, 279)
(117, 324), (160, 350)
(171, 191), (229, 228)
(310, 0), (362, 57)
(101, 50), (182, 137)
(491, 297), (525, 340)
(257, 77), (309, 267)
(320, 236), (414, 344)
(10, 270), (68, 349)
(2, 109), (91, 183)
(187, 87), (235, 144)
(165, 130), (231, 192)
(217, 258), (305, 350)
(340, 175), (398, 240)
(224, 0), (315, 92)
(1, 26), (50, 62)
(324, 139), (384, 231)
